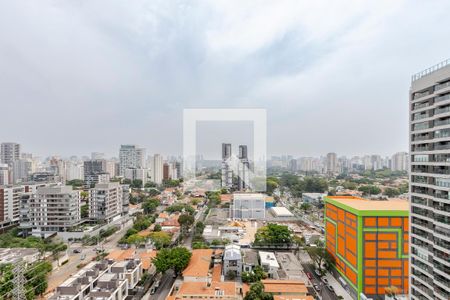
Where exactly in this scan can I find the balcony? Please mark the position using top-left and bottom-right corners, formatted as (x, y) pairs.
(436, 93), (450, 103)
(414, 90), (432, 100)
(413, 102), (430, 110)
(436, 80), (450, 91)
(435, 118), (450, 127)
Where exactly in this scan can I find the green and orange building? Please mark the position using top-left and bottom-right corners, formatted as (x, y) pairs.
(324, 196), (409, 300)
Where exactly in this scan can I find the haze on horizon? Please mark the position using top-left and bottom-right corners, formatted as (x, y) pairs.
(1, 0), (450, 158)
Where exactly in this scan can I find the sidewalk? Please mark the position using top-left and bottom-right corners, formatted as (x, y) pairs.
(323, 272), (353, 300)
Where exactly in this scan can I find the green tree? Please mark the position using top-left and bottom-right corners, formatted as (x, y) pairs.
(178, 214), (195, 236)
(66, 179), (84, 187)
(244, 281), (273, 300)
(241, 266), (267, 283)
(358, 185), (381, 196)
(300, 203), (311, 212)
(149, 231), (171, 249)
(153, 247), (192, 274)
(127, 234), (145, 248)
(144, 181), (157, 188)
(131, 179), (143, 188)
(254, 223), (293, 246)
(166, 203), (195, 215)
(142, 198), (159, 214)
(154, 224), (162, 232)
(307, 246), (335, 274)
(384, 187), (400, 198)
(80, 204), (89, 218)
(266, 177), (279, 196)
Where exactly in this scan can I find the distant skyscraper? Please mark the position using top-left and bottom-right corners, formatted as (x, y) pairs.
(221, 143), (233, 189)
(410, 59), (450, 299)
(84, 159), (109, 186)
(152, 154), (163, 184)
(91, 152), (105, 160)
(326, 152), (337, 174)
(0, 164), (9, 185)
(238, 145), (249, 191)
(391, 152), (408, 172)
(0, 143), (20, 166)
(119, 145), (145, 176)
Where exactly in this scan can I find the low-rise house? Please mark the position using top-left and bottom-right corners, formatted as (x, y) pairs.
(182, 249), (213, 282)
(259, 251), (280, 279)
(242, 249), (258, 272)
(222, 244), (242, 278)
(168, 282), (239, 300)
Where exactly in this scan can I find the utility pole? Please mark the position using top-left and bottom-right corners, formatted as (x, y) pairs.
(12, 259), (27, 300)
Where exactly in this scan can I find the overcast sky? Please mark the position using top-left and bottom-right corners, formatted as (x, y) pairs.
(1, 0), (450, 158)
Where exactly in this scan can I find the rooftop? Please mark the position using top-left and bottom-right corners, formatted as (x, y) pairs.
(182, 249), (213, 278)
(176, 282), (237, 297)
(412, 58), (450, 82)
(262, 279), (308, 295)
(259, 251), (280, 268)
(106, 249), (135, 261)
(325, 196), (409, 216)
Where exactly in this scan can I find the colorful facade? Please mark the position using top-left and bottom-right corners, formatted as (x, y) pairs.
(324, 196), (409, 300)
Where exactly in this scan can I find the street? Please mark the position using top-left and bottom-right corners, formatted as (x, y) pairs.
(143, 269), (175, 300)
(302, 263), (337, 300)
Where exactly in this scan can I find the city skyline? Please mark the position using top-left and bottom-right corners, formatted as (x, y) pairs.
(2, 1), (450, 157)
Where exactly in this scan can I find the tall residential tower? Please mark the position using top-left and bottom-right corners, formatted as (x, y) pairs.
(410, 59), (450, 300)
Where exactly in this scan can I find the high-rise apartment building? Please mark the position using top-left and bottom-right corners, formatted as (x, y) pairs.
(409, 59), (450, 300)
(221, 143), (233, 189)
(89, 182), (123, 223)
(0, 164), (9, 185)
(84, 159), (109, 186)
(392, 152), (408, 172)
(0, 143), (20, 166)
(238, 145), (250, 191)
(25, 185), (81, 236)
(325, 196), (409, 300)
(326, 152), (338, 174)
(0, 186), (25, 230)
(119, 145), (145, 176)
(151, 154), (163, 184)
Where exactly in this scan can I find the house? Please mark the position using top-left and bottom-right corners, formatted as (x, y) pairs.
(242, 249), (258, 272)
(168, 282), (239, 299)
(222, 244), (242, 278)
(259, 251), (280, 279)
(182, 249), (213, 282)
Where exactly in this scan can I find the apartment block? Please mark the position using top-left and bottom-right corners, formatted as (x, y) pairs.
(119, 145), (145, 176)
(26, 185), (81, 237)
(89, 182), (123, 223)
(0, 142), (20, 166)
(324, 196), (409, 300)
(410, 60), (450, 300)
(0, 185), (25, 230)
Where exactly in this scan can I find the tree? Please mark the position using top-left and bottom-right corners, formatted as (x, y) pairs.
(244, 281), (273, 300)
(80, 191), (89, 200)
(149, 231), (171, 249)
(131, 179), (143, 188)
(144, 181), (157, 188)
(342, 181), (358, 190)
(266, 177), (279, 196)
(307, 246), (335, 274)
(226, 270), (237, 280)
(67, 179), (84, 187)
(384, 187), (400, 198)
(358, 185), (381, 196)
(178, 214), (195, 236)
(254, 223), (293, 246)
(80, 204), (89, 218)
(142, 198), (159, 214)
(127, 234), (145, 248)
(154, 224), (162, 232)
(242, 266), (267, 283)
(122, 178), (132, 184)
(300, 203), (311, 212)
(166, 203), (195, 215)
(133, 216), (151, 231)
(152, 247), (191, 274)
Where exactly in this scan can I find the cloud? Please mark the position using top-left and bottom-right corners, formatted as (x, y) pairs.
(0, 0), (449, 157)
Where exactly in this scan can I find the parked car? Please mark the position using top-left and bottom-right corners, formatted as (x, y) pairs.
(306, 272), (313, 280)
(327, 284), (335, 293)
(322, 278), (329, 284)
(314, 284), (321, 291)
(315, 269), (322, 277)
(73, 249), (81, 253)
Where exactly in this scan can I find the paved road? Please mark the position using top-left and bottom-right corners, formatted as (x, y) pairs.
(143, 270), (175, 300)
(302, 263), (338, 300)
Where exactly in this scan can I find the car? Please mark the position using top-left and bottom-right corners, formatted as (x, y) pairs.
(313, 284), (321, 292)
(73, 249), (81, 253)
(322, 278), (329, 284)
(81, 254), (86, 260)
(327, 285), (335, 293)
(306, 272), (313, 280)
(315, 269), (322, 277)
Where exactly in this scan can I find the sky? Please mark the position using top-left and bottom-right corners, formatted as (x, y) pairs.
(1, 0), (450, 159)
